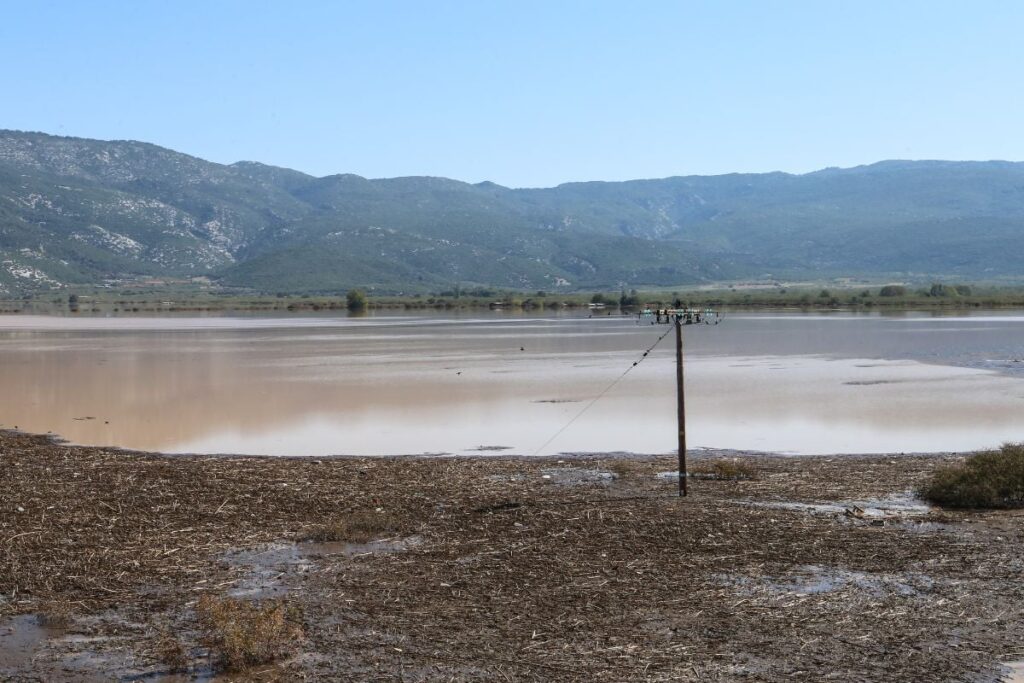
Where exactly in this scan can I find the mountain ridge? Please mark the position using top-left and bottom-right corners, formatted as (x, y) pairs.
(2, 129), (1023, 295)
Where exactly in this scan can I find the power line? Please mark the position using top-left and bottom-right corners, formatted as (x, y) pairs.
(531, 325), (675, 456)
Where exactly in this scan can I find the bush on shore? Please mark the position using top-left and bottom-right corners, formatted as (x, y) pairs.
(919, 443), (1024, 508)
(346, 289), (368, 311)
(196, 596), (303, 671)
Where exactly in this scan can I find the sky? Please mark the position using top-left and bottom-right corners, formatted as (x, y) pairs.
(2, 1), (1023, 187)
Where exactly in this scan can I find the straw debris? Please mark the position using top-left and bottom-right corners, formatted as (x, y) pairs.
(691, 459), (758, 481)
(304, 510), (400, 543)
(2, 431), (1024, 681)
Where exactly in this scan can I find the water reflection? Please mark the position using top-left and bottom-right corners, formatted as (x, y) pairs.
(0, 312), (1022, 455)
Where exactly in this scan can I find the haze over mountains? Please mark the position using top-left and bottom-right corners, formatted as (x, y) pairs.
(1, 129), (1023, 296)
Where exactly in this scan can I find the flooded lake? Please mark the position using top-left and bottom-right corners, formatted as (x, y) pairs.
(0, 310), (1022, 456)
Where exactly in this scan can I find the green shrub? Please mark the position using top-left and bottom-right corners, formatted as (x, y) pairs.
(919, 443), (1024, 508)
(346, 289), (367, 311)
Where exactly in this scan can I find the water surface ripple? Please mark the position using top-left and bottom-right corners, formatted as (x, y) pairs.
(1, 310), (1022, 456)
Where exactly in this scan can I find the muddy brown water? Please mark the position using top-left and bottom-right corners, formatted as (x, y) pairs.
(0, 310), (1022, 456)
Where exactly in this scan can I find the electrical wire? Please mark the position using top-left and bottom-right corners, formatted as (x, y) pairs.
(531, 323), (675, 456)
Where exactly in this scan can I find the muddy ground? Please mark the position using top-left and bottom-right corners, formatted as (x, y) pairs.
(2, 430), (1023, 682)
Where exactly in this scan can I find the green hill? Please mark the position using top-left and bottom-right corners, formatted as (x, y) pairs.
(2, 129), (1023, 295)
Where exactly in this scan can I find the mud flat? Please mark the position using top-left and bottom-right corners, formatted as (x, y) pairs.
(2, 430), (1024, 681)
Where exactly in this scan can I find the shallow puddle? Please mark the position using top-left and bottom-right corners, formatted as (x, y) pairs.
(0, 614), (65, 673)
(150, 664), (246, 683)
(896, 520), (954, 534)
(223, 542), (316, 598)
(1002, 660), (1024, 683)
(720, 565), (934, 598)
(224, 537), (419, 597)
(0, 613), (115, 682)
(331, 537), (420, 556)
(772, 565), (927, 597)
(540, 467), (618, 485)
(738, 491), (930, 520)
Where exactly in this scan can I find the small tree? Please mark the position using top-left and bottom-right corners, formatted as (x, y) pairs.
(619, 288), (640, 307)
(879, 285), (907, 297)
(346, 289), (368, 312)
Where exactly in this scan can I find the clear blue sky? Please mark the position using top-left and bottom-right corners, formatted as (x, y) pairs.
(3, 1), (1022, 187)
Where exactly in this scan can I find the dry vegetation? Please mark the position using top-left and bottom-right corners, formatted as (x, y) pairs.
(691, 459), (758, 481)
(304, 510), (401, 543)
(153, 628), (188, 673)
(196, 596), (304, 670)
(3, 430), (1024, 681)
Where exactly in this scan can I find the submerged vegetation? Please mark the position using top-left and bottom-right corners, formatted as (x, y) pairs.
(919, 443), (1024, 509)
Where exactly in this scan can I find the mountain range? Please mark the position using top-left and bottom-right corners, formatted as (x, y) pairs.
(2, 129), (1023, 296)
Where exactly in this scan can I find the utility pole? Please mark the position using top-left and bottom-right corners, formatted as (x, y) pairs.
(675, 315), (687, 496)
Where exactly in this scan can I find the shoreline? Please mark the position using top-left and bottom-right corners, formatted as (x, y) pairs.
(1, 426), (970, 461)
(5, 291), (1024, 317)
(4, 429), (1023, 681)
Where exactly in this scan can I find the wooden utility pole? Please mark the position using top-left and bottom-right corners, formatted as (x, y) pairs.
(675, 315), (687, 496)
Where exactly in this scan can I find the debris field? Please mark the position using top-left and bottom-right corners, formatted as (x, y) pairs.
(2, 430), (1023, 681)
